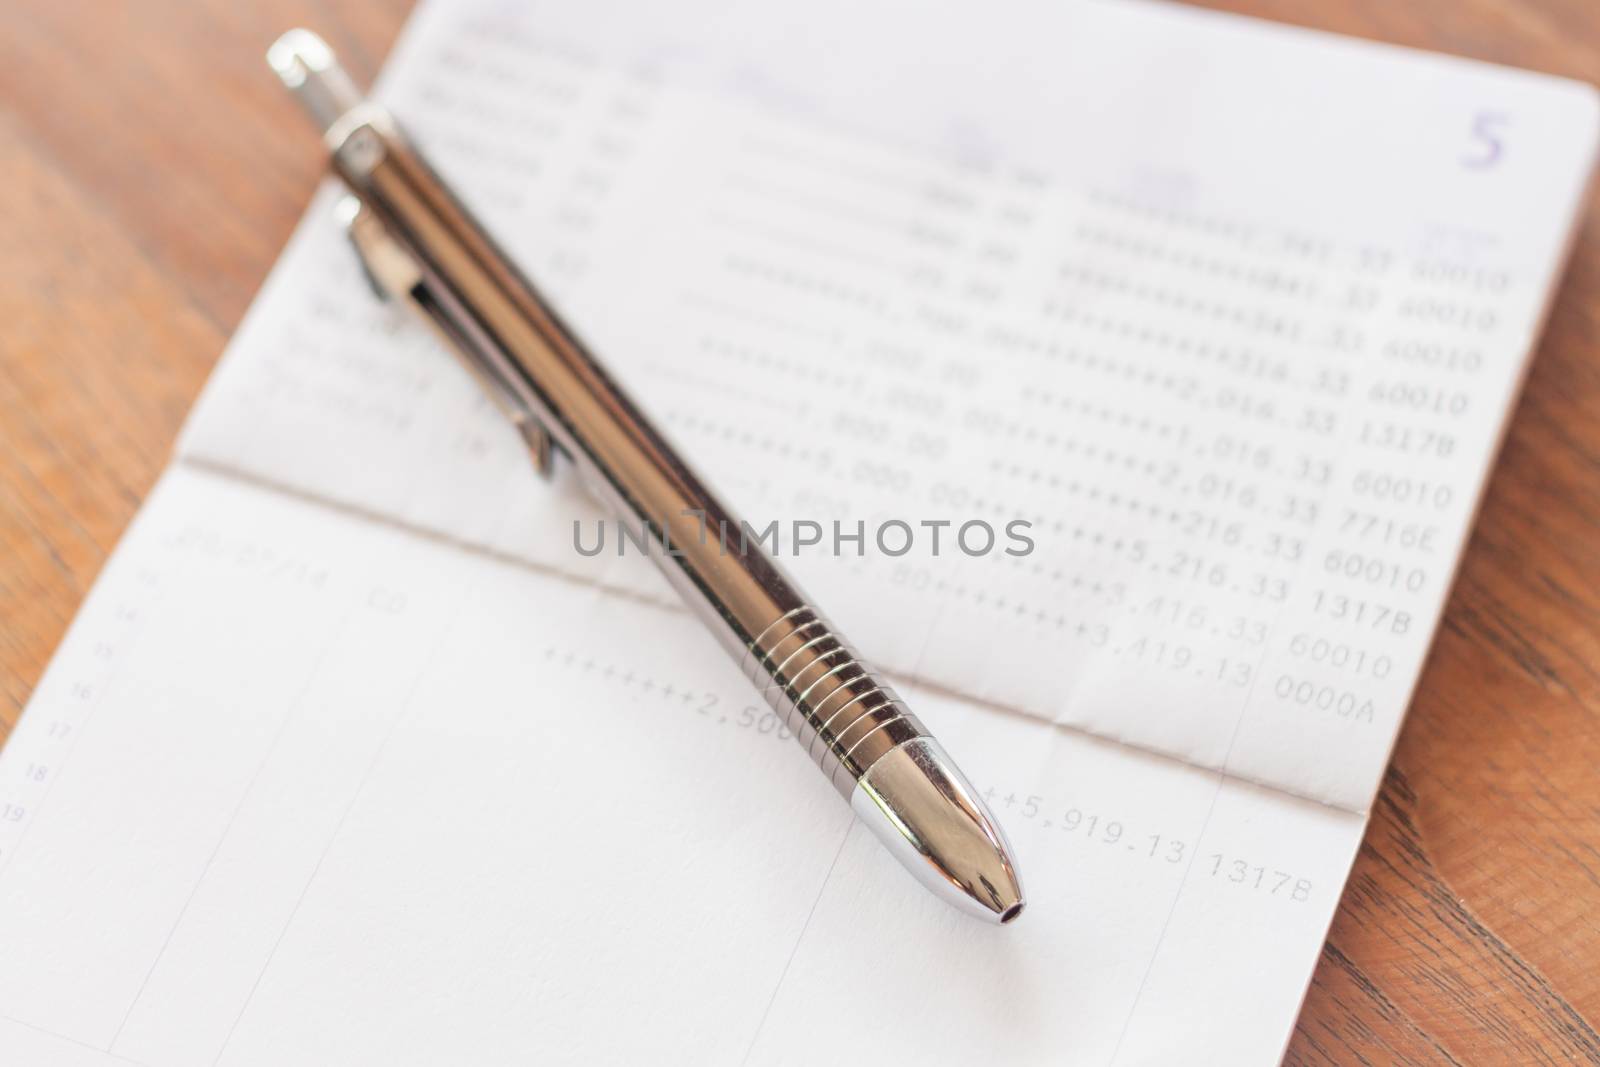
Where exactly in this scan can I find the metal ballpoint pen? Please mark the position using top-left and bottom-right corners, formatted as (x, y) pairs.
(268, 29), (1025, 924)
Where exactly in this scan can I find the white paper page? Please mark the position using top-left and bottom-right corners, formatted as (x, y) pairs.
(0, 467), (1360, 1066)
(179, 0), (1599, 811)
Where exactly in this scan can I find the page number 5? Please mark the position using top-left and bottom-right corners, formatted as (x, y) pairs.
(1463, 111), (1509, 169)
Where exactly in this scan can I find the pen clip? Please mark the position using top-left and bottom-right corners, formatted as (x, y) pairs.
(337, 195), (556, 477)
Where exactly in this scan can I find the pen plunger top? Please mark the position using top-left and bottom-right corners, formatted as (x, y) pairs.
(268, 29), (362, 134)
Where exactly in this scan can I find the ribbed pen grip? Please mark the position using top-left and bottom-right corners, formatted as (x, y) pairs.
(742, 606), (927, 796)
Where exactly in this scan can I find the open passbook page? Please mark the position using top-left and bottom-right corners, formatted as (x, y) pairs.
(0, 0), (1593, 1063)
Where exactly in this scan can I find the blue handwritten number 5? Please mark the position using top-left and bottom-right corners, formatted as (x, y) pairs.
(1464, 112), (1508, 169)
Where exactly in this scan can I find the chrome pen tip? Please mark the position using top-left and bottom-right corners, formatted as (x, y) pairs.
(267, 28), (363, 133)
(851, 738), (1025, 924)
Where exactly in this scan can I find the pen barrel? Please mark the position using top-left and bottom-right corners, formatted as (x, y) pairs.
(329, 112), (926, 796)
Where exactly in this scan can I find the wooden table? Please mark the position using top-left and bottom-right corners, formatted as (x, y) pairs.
(1, 2), (1596, 1062)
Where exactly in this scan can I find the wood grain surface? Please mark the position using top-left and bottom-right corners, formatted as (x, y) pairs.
(1, 2), (1596, 1062)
